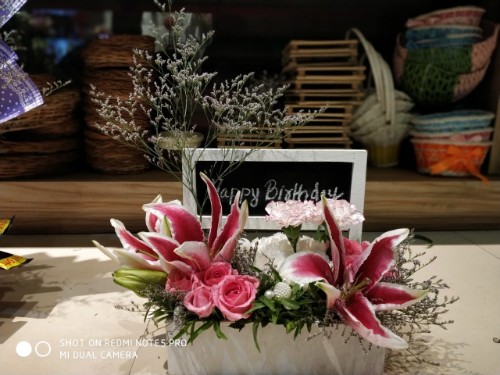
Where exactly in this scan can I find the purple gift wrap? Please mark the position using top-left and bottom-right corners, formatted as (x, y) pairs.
(1, 0), (42, 124)
(0, 60), (43, 124)
(0, 0), (27, 28)
(0, 40), (17, 68)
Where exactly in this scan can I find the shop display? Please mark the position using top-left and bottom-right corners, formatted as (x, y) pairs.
(394, 6), (499, 105)
(409, 109), (494, 182)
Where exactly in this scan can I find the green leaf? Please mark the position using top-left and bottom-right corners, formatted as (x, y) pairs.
(189, 321), (213, 343)
(294, 324), (302, 339)
(259, 296), (277, 312)
(277, 298), (300, 310)
(213, 321), (228, 340)
(269, 266), (282, 282)
(252, 321), (261, 352)
(244, 302), (266, 314)
(172, 321), (191, 341)
(271, 310), (279, 324)
(286, 321), (295, 334)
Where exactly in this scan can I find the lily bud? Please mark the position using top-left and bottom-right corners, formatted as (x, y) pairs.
(112, 268), (167, 297)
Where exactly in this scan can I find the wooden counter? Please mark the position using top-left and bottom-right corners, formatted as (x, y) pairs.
(1, 167), (499, 234)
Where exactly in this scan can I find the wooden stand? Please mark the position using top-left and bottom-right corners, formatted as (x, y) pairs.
(282, 40), (366, 148)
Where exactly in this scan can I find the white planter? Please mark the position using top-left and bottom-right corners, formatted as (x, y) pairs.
(167, 323), (385, 375)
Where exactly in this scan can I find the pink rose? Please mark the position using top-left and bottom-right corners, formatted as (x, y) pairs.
(195, 262), (234, 287)
(165, 268), (194, 293)
(212, 275), (259, 321)
(183, 286), (215, 318)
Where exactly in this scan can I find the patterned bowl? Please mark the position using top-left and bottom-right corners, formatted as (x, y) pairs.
(406, 6), (485, 28)
(410, 127), (493, 142)
(404, 25), (482, 42)
(410, 110), (494, 133)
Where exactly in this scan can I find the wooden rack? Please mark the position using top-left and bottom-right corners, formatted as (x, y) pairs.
(282, 40), (366, 148)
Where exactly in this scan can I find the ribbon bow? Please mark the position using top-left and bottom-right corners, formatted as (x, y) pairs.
(429, 146), (489, 184)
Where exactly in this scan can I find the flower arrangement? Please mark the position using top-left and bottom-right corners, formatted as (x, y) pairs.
(95, 173), (457, 362)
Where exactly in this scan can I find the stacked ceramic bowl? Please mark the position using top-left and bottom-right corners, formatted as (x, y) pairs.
(393, 6), (499, 105)
(410, 109), (494, 177)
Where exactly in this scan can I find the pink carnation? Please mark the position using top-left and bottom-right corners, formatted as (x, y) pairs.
(318, 199), (365, 230)
(265, 200), (320, 228)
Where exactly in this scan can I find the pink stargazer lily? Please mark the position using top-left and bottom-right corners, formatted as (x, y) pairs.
(94, 174), (248, 274)
(280, 196), (427, 349)
(95, 173), (248, 276)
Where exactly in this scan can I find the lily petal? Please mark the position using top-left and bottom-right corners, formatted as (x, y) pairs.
(356, 228), (409, 291)
(279, 252), (334, 286)
(159, 256), (194, 275)
(316, 281), (341, 309)
(110, 219), (156, 260)
(322, 196), (345, 285)
(366, 282), (428, 311)
(144, 202), (204, 244)
(336, 292), (409, 349)
(93, 241), (162, 271)
(138, 232), (183, 263)
(200, 173), (222, 250)
(212, 192), (248, 261)
(174, 241), (212, 272)
(343, 239), (371, 284)
(144, 194), (164, 233)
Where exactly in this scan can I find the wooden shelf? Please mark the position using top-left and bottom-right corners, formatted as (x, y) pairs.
(1, 168), (499, 234)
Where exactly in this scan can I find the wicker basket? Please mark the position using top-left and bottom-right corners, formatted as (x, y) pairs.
(410, 127), (493, 142)
(0, 151), (80, 179)
(17, 118), (81, 138)
(393, 21), (499, 105)
(84, 68), (135, 96)
(0, 88), (80, 134)
(84, 128), (150, 174)
(406, 6), (485, 28)
(410, 109), (494, 133)
(347, 28), (411, 167)
(399, 59), (490, 105)
(394, 21), (499, 78)
(0, 137), (81, 154)
(82, 35), (155, 69)
(411, 138), (491, 178)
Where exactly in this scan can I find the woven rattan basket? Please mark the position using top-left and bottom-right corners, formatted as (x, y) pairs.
(393, 21), (499, 105)
(17, 118), (81, 138)
(84, 128), (150, 174)
(411, 138), (491, 177)
(0, 151), (80, 179)
(0, 88), (80, 134)
(347, 28), (411, 167)
(84, 68), (135, 96)
(0, 137), (81, 154)
(82, 35), (155, 69)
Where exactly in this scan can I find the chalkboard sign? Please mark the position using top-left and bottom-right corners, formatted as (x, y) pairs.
(183, 149), (367, 239)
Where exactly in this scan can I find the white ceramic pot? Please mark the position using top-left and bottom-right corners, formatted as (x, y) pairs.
(167, 323), (386, 375)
